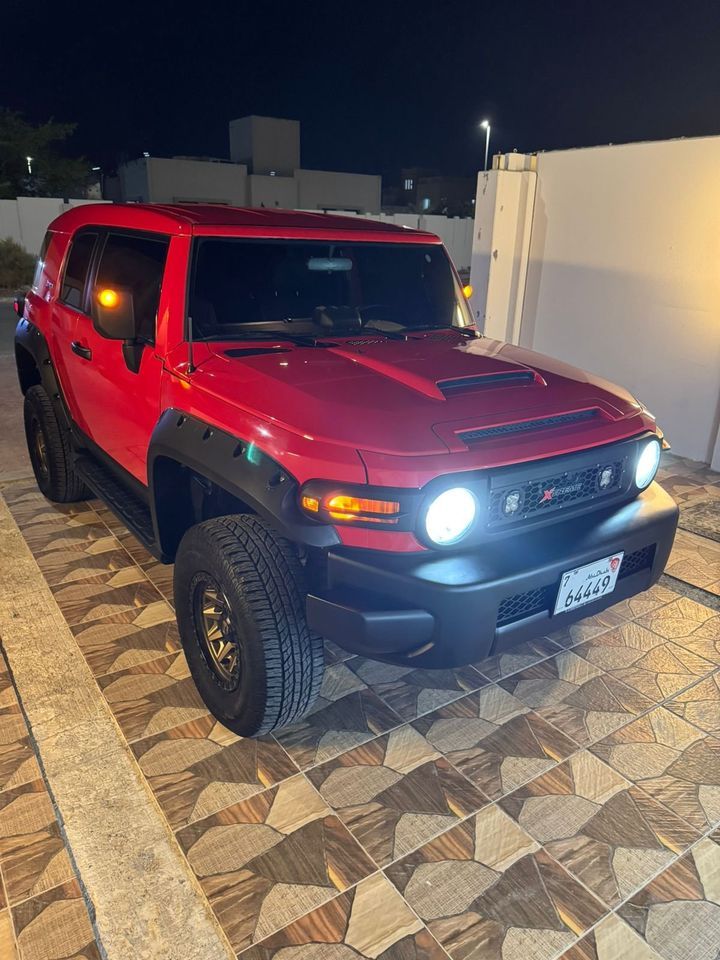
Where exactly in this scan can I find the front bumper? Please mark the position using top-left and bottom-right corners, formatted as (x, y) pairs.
(306, 482), (679, 668)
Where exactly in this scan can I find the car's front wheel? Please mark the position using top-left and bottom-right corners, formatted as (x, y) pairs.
(23, 385), (91, 502)
(173, 514), (324, 736)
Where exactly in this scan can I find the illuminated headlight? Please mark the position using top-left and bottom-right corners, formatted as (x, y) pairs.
(425, 488), (477, 545)
(635, 438), (661, 489)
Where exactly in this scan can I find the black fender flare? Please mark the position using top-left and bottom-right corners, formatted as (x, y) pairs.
(14, 319), (73, 432)
(147, 409), (340, 557)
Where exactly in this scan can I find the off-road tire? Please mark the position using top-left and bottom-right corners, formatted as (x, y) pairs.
(23, 385), (90, 502)
(174, 514), (324, 736)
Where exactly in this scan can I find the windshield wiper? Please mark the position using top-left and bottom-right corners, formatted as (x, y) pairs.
(201, 331), (334, 347)
(408, 324), (478, 338)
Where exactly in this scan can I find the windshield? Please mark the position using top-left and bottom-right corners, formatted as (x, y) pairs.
(189, 238), (473, 341)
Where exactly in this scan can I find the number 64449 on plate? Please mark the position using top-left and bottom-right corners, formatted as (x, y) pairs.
(554, 552), (625, 615)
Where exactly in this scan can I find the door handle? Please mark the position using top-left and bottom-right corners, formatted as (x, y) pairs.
(71, 341), (92, 360)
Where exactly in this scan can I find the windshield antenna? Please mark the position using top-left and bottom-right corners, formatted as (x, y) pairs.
(187, 315), (195, 374)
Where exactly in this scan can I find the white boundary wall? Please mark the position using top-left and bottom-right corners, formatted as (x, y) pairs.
(471, 140), (720, 468)
(0, 198), (110, 255)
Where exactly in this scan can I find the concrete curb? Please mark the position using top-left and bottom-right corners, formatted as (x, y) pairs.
(0, 493), (235, 960)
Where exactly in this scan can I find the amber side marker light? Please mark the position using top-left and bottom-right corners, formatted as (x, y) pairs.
(327, 495), (401, 522)
(97, 288), (119, 308)
(462, 284), (473, 299)
(301, 495), (320, 513)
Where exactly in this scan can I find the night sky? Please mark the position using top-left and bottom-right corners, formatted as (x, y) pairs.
(3, 0), (720, 181)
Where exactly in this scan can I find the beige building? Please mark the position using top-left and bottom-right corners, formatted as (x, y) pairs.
(117, 116), (381, 213)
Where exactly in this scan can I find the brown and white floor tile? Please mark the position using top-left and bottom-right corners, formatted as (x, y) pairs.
(176, 773), (375, 952)
(97, 651), (207, 741)
(272, 663), (401, 769)
(11, 878), (100, 960)
(322, 640), (354, 665)
(385, 803), (607, 960)
(70, 601), (181, 676)
(473, 636), (561, 682)
(19, 516), (112, 558)
(0, 779), (75, 905)
(590, 706), (720, 833)
(32, 535), (135, 587)
(617, 835), (720, 960)
(499, 751), (699, 907)
(573, 622), (667, 673)
(0, 655), (18, 710)
(664, 673), (720, 737)
(131, 713), (298, 829)
(498, 650), (654, 746)
(664, 529), (720, 593)
(412, 685), (576, 799)
(240, 871), (447, 960)
(306, 724), (488, 867)
(636, 596), (720, 663)
(138, 559), (175, 599)
(347, 656), (487, 721)
(0, 906), (16, 960)
(657, 474), (707, 503)
(49, 566), (163, 626)
(556, 912), (663, 959)
(575, 623), (716, 702)
(0, 703), (41, 794)
(678, 496), (720, 546)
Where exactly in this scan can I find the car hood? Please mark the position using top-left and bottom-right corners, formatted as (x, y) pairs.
(191, 332), (648, 463)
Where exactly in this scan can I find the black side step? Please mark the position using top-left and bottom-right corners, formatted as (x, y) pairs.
(74, 455), (156, 548)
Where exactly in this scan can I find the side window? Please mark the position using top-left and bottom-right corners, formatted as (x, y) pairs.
(93, 233), (169, 342)
(60, 232), (97, 309)
(31, 232), (52, 292)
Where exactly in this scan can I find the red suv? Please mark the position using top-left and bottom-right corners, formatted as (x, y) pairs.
(15, 203), (678, 735)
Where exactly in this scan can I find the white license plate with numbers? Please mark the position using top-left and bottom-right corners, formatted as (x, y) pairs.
(554, 552), (624, 615)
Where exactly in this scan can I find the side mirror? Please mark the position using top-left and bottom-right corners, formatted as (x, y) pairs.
(93, 286), (136, 340)
(13, 293), (26, 318)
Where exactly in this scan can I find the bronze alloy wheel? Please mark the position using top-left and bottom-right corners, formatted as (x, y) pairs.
(192, 576), (241, 690)
(32, 417), (49, 482)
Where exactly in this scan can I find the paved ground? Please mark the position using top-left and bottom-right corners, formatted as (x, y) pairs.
(0, 328), (718, 958)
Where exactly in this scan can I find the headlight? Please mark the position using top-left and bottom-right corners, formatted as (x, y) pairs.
(425, 487), (477, 544)
(635, 438), (661, 489)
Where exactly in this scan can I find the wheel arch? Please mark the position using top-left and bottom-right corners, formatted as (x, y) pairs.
(147, 409), (339, 561)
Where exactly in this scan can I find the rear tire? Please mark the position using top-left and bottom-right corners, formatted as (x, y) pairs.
(173, 514), (324, 736)
(23, 385), (91, 502)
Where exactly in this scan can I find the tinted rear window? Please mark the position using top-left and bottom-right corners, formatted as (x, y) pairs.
(60, 232), (97, 309)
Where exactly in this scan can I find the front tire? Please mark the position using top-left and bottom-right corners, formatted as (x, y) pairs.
(173, 515), (324, 736)
(23, 385), (91, 502)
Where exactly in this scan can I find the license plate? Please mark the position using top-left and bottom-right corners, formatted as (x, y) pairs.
(554, 552), (624, 615)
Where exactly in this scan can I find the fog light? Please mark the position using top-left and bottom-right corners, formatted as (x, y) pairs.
(502, 489), (522, 515)
(425, 488), (476, 545)
(598, 466), (614, 489)
(635, 439), (661, 489)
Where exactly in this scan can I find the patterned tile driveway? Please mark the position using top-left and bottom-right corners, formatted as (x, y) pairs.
(1, 452), (719, 959)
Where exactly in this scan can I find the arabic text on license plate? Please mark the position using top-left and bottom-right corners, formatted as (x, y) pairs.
(554, 552), (624, 616)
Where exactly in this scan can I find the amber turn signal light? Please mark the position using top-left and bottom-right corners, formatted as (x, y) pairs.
(462, 284), (473, 299)
(97, 288), (119, 308)
(326, 495), (400, 522)
(301, 495), (320, 513)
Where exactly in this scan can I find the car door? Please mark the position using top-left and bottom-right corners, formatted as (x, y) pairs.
(50, 229), (100, 435)
(66, 229), (170, 484)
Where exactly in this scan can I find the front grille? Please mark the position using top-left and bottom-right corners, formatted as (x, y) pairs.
(496, 585), (555, 627)
(618, 544), (656, 579)
(495, 544), (657, 628)
(460, 409), (598, 444)
(488, 457), (626, 527)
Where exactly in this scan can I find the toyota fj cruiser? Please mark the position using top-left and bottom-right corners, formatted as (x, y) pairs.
(15, 203), (678, 735)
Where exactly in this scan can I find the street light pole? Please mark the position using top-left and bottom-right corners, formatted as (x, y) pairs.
(480, 120), (491, 171)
